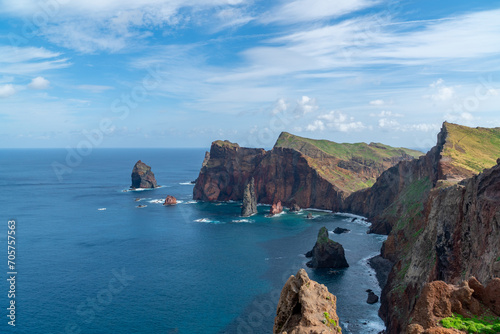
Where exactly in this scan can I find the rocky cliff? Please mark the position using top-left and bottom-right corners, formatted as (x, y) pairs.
(274, 269), (342, 334)
(193, 133), (421, 210)
(131, 160), (158, 189)
(378, 147), (500, 333)
(343, 122), (500, 235)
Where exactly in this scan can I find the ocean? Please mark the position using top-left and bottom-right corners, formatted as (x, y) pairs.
(0, 148), (386, 333)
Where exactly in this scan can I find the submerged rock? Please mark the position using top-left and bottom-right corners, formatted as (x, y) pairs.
(274, 268), (342, 334)
(163, 195), (177, 205)
(131, 160), (158, 189)
(333, 227), (350, 234)
(241, 177), (257, 217)
(305, 227), (349, 269)
(270, 201), (283, 215)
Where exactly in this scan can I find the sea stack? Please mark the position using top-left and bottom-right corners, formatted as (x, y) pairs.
(274, 269), (342, 334)
(163, 195), (177, 205)
(270, 201), (283, 215)
(241, 177), (257, 217)
(305, 227), (349, 269)
(131, 160), (158, 189)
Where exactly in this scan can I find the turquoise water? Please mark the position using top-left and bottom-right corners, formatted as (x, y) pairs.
(0, 149), (385, 333)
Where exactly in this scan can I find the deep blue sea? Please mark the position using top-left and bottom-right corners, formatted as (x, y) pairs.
(0, 149), (386, 334)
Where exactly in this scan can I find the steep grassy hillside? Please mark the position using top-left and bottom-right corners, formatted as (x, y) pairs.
(275, 132), (423, 193)
(441, 122), (500, 178)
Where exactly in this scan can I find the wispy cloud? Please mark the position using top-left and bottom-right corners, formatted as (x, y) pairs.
(0, 46), (70, 75)
(260, 0), (380, 24)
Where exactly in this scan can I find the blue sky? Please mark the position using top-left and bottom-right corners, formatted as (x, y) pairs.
(1, 0), (500, 149)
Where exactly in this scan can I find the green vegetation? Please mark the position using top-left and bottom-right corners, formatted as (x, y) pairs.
(442, 122), (500, 175)
(440, 313), (500, 333)
(275, 132), (422, 161)
(496, 256), (500, 262)
(213, 140), (239, 148)
(274, 132), (423, 193)
(323, 312), (341, 331)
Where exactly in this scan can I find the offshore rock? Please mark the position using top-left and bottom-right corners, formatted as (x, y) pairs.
(163, 195), (177, 205)
(270, 201), (283, 215)
(241, 177), (257, 217)
(306, 227), (349, 269)
(274, 269), (342, 334)
(131, 160), (158, 189)
(366, 290), (379, 304)
(289, 203), (301, 212)
(333, 227), (350, 234)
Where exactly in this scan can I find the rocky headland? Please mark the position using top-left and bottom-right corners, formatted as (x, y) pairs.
(131, 160), (158, 189)
(274, 269), (342, 334)
(193, 132), (421, 210)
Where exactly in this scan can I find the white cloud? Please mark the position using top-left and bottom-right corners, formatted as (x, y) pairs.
(306, 120), (325, 131)
(378, 118), (440, 132)
(369, 99), (385, 106)
(28, 77), (50, 90)
(317, 110), (366, 132)
(0, 84), (16, 98)
(261, 0), (379, 24)
(370, 110), (404, 118)
(426, 79), (456, 101)
(271, 98), (288, 115)
(1, 0), (254, 53)
(77, 85), (115, 93)
(294, 96), (318, 115)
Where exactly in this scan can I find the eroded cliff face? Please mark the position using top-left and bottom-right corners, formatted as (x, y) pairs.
(380, 161), (500, 333)
(193, 133), (419, 210)
(274, 269), (342, 334)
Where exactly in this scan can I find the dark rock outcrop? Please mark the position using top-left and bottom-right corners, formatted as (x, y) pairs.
(270, 201), (283, 216)
(306, 227), (349, 269)
(163, 195), (177, 205)
(131, 160), (158, 189)
(289, 203), (301, 212)
(241, 177), (257, 217)
(274, 269), (341, 334)
(333, 227), (350, 234)
(366, 290), (379, 304)
(306, 213), (313, 219)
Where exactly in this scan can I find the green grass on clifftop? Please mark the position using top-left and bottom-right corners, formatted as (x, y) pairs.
(442, 122), (500, 175)
(275, 132), (423, 161)
(440, 313), (500, 334)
